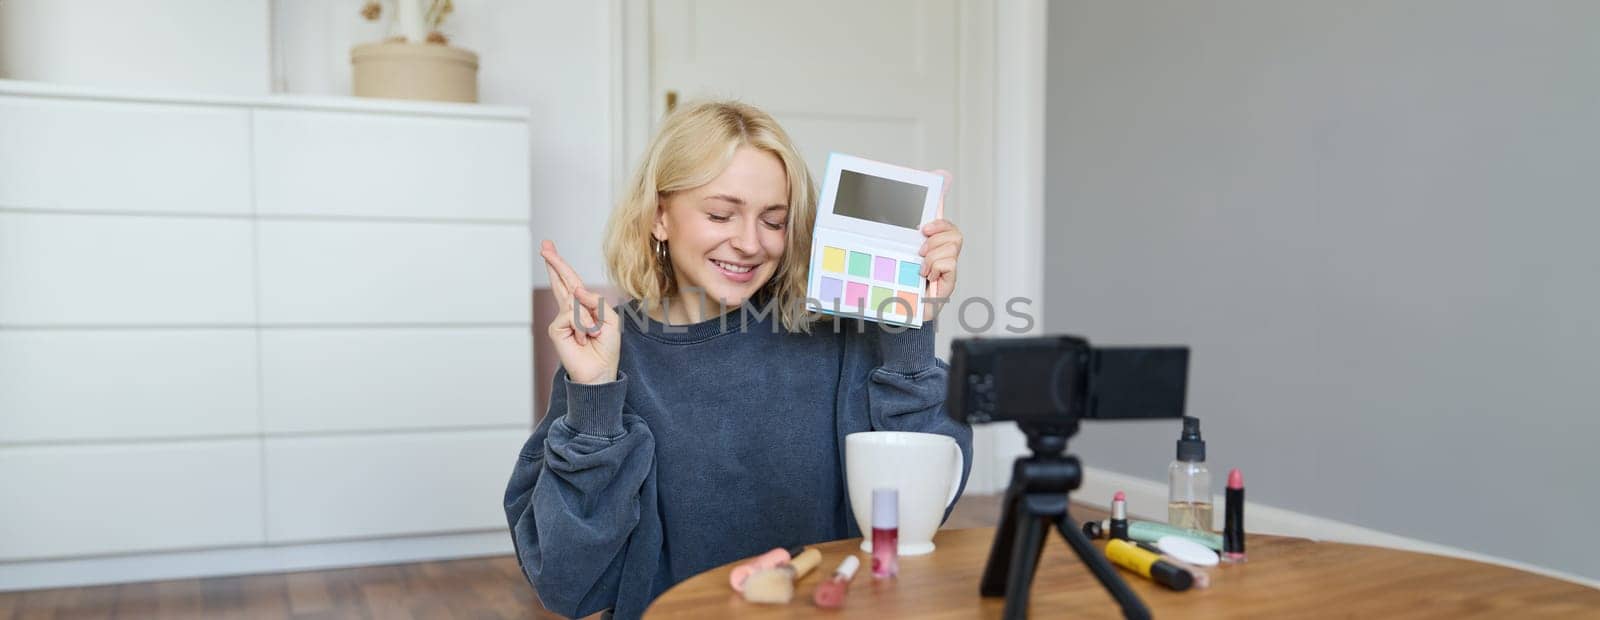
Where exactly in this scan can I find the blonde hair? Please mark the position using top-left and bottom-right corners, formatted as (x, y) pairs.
(604, 100), (817, 332)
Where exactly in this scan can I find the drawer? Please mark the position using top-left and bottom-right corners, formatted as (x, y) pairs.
(0, 213), (256, 325)
(255, 220), (530, 324)
(260, 327), (532, 434)
(0, 330), (259, 443)
(252, 109), (529, 221)
(0, 440), (264, 561)
(263, 429), (529, 543)
(0, 95), (251, 216)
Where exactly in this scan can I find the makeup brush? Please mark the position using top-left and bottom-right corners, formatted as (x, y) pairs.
(741, 548), (822, 604)
(729, 546), (805, 593)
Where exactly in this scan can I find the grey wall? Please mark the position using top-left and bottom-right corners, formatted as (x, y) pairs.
(1045, 1), (1599, 579)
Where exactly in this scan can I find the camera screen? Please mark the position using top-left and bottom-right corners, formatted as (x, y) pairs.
(949, 336), (1189, 426)
(995, 350), (1071, 415)
(834, 170), (927, 228)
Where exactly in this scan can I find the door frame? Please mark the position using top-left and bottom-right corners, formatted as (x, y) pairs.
(607, 0), (1047, 494)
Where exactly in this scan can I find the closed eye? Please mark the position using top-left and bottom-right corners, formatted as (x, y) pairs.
(761, 205), (789, 231)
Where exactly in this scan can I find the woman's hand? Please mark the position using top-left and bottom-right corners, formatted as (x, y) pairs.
(542, 240), (621, 385)
(919, 170), (962, 317)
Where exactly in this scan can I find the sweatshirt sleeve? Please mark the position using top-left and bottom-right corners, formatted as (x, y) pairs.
(864, 322), (975, 516)
(504, 368), (660, 619)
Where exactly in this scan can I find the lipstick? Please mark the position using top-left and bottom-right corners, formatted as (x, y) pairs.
(1223, 468), (1246, 563)
(1110, 490), (1129, 540)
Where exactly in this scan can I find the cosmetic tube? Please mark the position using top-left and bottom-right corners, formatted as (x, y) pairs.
(1133, 542), (1211, 589)
(871, 488), (898, 579)
(1083, 519), (1223, 551)
(1106, 539), (1193, 591)
(812, 555), (860, 608)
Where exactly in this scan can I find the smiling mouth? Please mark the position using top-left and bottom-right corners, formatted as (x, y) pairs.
(711, 259), (756, 274)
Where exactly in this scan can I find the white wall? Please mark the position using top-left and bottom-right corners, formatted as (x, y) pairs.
(0, 0), (271, 95)
(273, 0), (616, 284)
(1045, 0), (1600, 580)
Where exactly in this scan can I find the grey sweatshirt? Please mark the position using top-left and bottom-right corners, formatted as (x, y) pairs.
(503, 303), (973, 619)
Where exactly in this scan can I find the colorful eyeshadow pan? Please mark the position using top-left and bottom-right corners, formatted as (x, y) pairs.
(823, 247), (846, 273)
(899, 261), (922, 287)
(848, 251), (872, 277)
(819, 277), (843, 303)
(873, 256), (896, 282)
(870, 286), (894, 313)
(895, 290), (918, 315)
(845, 282), (869, 308)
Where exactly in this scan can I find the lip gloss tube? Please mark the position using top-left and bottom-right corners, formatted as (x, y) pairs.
(812, 555), (860, 608)
(871, 488), (898, 579)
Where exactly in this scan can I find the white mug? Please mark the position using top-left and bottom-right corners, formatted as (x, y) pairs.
(845, 431), (964, 556)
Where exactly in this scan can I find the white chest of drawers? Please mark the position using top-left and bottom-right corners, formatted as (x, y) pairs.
(0, 80), (533, 590)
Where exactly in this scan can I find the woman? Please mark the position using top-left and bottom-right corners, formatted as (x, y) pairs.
(504, 100), (972, 619)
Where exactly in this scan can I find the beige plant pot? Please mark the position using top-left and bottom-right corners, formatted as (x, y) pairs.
(351, 41), (478, 103)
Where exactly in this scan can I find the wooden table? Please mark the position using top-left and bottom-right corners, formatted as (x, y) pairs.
(643, 527), (1600, 618)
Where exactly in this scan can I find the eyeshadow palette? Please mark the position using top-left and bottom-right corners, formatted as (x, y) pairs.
(806, 154), (944, 328)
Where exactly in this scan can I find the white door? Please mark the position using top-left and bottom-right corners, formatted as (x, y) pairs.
(649, 0), (1001, 494)
(650, 0), (958, 195)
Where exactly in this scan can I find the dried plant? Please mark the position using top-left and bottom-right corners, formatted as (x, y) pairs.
(360, 0), (454, 43)
(423, 0), (454, 30)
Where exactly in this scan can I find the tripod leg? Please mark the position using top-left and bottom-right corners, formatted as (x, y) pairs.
(1001, 515), (1047, 620)
(980, 479), (1025, 596)
(1055, 514), (1151, 620)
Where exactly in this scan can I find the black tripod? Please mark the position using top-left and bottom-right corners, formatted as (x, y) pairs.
(980, 423), (1151, 619)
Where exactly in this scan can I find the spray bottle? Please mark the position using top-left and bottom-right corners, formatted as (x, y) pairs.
(1167, 416), (1212, 531)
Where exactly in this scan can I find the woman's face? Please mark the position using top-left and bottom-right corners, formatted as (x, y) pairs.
(655, 146), (791, 310)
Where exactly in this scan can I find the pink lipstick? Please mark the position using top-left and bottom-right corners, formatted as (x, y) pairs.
(1110, 490), (1129, 540)
(1223, 468), (1246, 563)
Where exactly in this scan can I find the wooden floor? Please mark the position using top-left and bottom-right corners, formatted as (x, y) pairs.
(1, 494), (1080, 620)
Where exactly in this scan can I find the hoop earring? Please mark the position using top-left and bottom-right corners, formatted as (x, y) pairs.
(653, 237), (669, 263)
